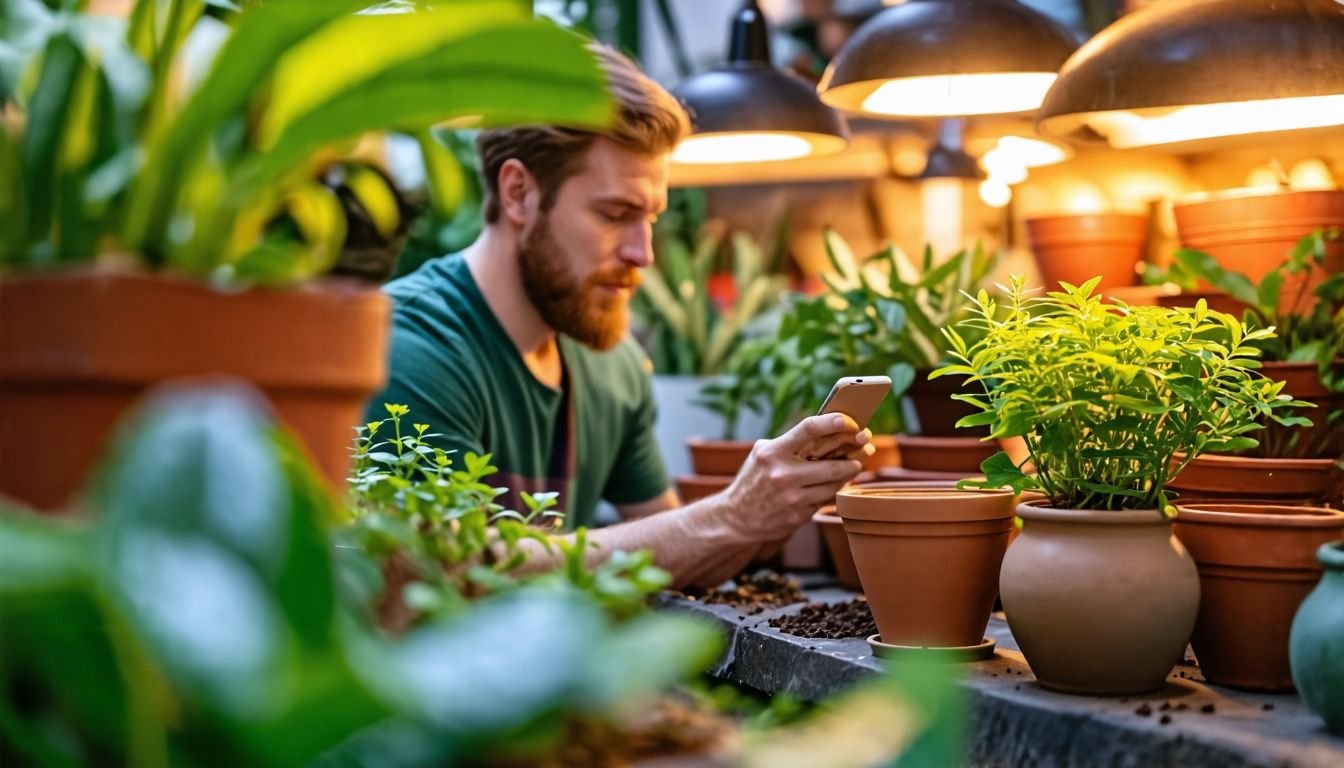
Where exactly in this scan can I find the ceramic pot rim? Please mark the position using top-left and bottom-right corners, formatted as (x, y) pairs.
(1176, 504), (1344, 529)
(893, 435), (995, 449)
(1015, 499), (1168, 525)
(813, 505), (841, 525)
(1172, 452), (1338, 471)
(838, 487), (1015, 523)
(1320, 540), (1344, 569)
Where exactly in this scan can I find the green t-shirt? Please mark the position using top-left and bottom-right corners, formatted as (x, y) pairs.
(367, 255), (669, 528)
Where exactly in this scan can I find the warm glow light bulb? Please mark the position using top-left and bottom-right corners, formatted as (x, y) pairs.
(672, 132), (815, 164)
(1244, 164), (1285, 192)
(1084, 94), (1344, 149)
(995, 135), (1068, 167)
(1289, 159), (1338, 190)
(860, 72), (1058, 116)
(979, 179), (1012, 208)
(981, 148), (1028, 184)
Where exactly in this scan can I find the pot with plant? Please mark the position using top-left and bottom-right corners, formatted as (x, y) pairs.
(1160, 228), (1344, 505)
(934, 276), (1305, 695)
(0, 0), (613, 509)
(633, 190), (786, 480)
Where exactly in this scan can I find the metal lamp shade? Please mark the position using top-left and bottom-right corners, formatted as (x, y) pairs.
(672, 63), (849, 164)
(1038, 0), (1344, 148)
(818, 0), (1077, 118)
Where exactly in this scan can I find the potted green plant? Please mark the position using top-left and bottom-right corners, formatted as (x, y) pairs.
(763, 230), (1001, 476)
(934, 276), (1305, 695)
(0, 0), (612, 509)
(1159, 228), (1344, 504)
(633, 189), (787, 481)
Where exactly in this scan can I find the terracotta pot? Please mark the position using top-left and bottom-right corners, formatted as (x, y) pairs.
(1291, 541), (1344, 735)
(686, 438), (754, 476)
(674, 474), (733, 503)
(1168, 453), (1337, 505)
(814, 505), (861, 590)
(0, 269), (389, 510)
(1025, 213), (1148, 291)
(1173, 189), (1344, 313)
(1001, 501), (1200, 695)
(862, 434), (900, 471)
(1174, 503), (1344, 691)
(906, 372), (988, 437)
(1258, 360), (1344, 459)
(836, 486), (1015, 647)
(895, 435), (999, 474)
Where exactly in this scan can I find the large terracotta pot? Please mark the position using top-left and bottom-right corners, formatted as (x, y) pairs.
(1167, 453), (1337, 505)
(906, 372), (988, 437)
(1291, 540), (1344, 735)
(1025, 213), (1148, 291)
(1173, 189), (1344, 313)
(1001, 501), (1200, 695)
(836, 486), (1015, 648)
(895, 435), (998, 474)
(1174, 503), (1344, 691)
(0, 269), (389, 510)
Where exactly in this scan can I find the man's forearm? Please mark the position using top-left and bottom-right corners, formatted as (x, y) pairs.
(518, 495), (758, 589)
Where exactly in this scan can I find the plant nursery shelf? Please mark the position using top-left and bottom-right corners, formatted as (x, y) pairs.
(658, 578), (1344, 768)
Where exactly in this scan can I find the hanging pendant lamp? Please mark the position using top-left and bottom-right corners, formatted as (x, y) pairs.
(671, 0), (848, 164)
(818, 0), (1077, 118)
(1037, 0), (1344, 148)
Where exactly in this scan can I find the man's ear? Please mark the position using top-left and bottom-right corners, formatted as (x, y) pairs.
(497, 158), (539, 228)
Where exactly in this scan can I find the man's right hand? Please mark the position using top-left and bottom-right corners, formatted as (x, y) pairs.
(716, 414), (871, 544)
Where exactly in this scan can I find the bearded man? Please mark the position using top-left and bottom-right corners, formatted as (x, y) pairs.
(369, 45), (871, 588)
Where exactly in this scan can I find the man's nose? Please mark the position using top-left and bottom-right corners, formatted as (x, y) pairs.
(617, 221), (654, 268)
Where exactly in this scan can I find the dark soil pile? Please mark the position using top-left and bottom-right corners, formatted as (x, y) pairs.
(683, 570), (807, 615)
(768, 598), (877, 639)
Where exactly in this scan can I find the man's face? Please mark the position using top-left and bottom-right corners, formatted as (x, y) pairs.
(517, 138), (669, 351)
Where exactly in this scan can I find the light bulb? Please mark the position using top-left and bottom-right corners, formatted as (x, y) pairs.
(979, 179), (1012, 208)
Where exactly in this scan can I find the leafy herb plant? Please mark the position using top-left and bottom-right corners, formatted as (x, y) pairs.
(1148, 228), (1343, 457)
(343, 404), (671, 626)
(933, 277), (1309, 511)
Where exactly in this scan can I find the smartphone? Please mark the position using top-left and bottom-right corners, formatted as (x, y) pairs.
(807, 375), (892, 460)
(818, 375), (892, 430)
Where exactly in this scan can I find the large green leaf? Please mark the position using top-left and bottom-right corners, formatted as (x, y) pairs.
(120, 0), (370, 258)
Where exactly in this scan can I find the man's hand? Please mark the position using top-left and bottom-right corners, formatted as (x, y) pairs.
(716, 414), (871, 544)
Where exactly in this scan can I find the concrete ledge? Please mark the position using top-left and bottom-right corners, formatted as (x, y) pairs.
(658, 580), (1344, 768)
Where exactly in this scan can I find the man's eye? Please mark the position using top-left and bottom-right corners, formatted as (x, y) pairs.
(600, 210), (624, 223)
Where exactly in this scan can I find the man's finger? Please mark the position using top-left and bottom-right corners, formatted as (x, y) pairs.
(777, 413), (860, 453)
(800, 429), (872, 461)
(791, 458), (863, 487)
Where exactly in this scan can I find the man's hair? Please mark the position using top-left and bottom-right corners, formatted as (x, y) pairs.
(476, 43), (689, 224)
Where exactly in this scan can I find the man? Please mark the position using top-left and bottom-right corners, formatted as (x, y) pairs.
(370, 44), (870, 588)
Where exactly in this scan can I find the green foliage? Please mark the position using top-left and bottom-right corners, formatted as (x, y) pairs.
(934, 276), (1309, 512)
(699, 230), (1000, 437)
(1, 0), (611, 283)
(0, 385), (720, 767)
(632, 189), (790, 376)
(343, 403), (672, 625)
(1146, 228), (1343, 457)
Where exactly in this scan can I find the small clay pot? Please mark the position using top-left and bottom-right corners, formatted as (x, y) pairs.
(1291, 540), (1344, 735)
(1258, 360), (1344, 459)
(836, 486), (1015, 648)
(814, 506), (861, 590)
(895, 434), (999, 474)
(1001, 501), (1200, 695)
(1025, 213), (1148, 291)
(1174, 503), (1344, 691)
(686, 438), (754, 476)
(906, 372), (988, 437)
(862, 434), (900, 471)
(674, 474), (733, 503)
(1168, 453), (1337, 505)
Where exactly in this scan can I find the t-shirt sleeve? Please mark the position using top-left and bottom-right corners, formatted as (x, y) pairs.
(601, 352), (670, 506)
(363, 313), (486, 461)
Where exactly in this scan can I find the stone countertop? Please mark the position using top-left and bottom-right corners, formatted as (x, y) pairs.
(657, 579), (1344, 768)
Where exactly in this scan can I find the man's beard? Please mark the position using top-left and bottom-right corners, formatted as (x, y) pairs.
(517, 214), (639, 351)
